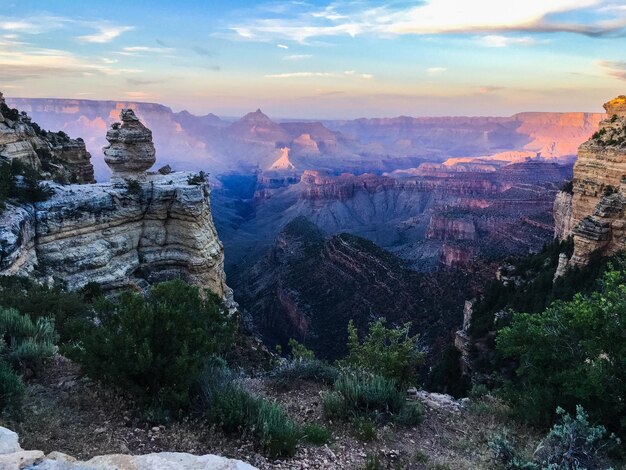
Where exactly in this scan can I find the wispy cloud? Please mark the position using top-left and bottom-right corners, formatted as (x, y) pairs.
(282, 54), (312, 61)
(477, 35), (538, 47)
(231, 0), (626, 42)
(78, 25), (133, 43)
(426, 67), (447, 75)
(277, 43), (289, 49)
(265, 70), (373, 79)
(599, 60), (626, 80)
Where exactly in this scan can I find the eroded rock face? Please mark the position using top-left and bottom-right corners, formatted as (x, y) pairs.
(0, 91), (94, 183)
(553, 190), (574, 240)
(562, 96), (626, 266)
(0, 173), (230, 300)
(103, 109), (156, 178)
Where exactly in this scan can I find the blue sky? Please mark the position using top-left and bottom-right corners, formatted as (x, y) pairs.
(0, 0), (625, 118)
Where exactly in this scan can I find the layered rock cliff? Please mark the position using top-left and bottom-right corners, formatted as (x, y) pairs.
(0, 107), (230, 301)
(0, 92), (94, 183)
(553, 96), (626, 266)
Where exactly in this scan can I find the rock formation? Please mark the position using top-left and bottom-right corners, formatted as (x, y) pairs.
(0, 92), (94, 183)
(0, 426), (256, 469)
(0, 105), (231, 302)
(103, 109), (156, 178)
(553, 96), (626, 266)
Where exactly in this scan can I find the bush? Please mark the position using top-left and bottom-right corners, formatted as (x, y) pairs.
(535, 406), (620, 469)
(322, 371), (405, 421)
(187, 171), (207, 185)
(288, 338), (315, 360)
(256, 399), (300, 458)
(342, 318), (424, 386)
(496, 267), (626, 434)
(352, 415), (377, 441)
(0, 307), (57, 372)
(560, 180), (574, 194)
(270, 358), (339, 386)
(0, 361), (24, 415)
(394, 401), (425, 426)
(489, 407), (620, 470)
(71, 280), (235, 417)
(321, 390), (347, 420)
(301, 423), (331, 444)
(202, 360), (301, 458)
(0, 276), (93, 344)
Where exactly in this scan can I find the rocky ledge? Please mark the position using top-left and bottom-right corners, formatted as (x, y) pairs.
(0, 426), (257, 469)
(0, 172), (230, 300)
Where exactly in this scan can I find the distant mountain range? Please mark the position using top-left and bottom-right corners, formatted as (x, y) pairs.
(6, 97), (603, 181)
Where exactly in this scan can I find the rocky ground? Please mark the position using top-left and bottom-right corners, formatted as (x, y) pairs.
(1, 355), (540, 469)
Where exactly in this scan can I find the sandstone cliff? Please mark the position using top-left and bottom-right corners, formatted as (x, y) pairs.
(553, 96), (626, 266)
(0, 92), (94, 183)
(0, 108), (230, 301)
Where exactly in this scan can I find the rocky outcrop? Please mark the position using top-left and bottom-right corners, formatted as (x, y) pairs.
(0, 426), (257, 469)
(0, 173), (229, 297)
(553, 190), (574, 240)
(0, 108), (230, 302)
(103, 109), (156, 178)
(560, 96), (626, 266)
(0, 92), (94, 183)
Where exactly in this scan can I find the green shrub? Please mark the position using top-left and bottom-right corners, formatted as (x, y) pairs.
(270, 358), (339, 386)
(496, 267), (626, 434)
(334, 371), (404, 415)
(352, 415), (377, 441)
(71, 280), (235, 417)
(394, 401), (425, 426)
(187, 171), (207, 185)
(208, 385), (258, 433)
(0, 307), (57, 371)
(490, 407), (620, 470)
(321, 390), (348, 420)
(0, 276), (94, 344)
(301, 423), (331, 444)
(535, 406), (620, 469)
(342, 318), (424, 386)
(256, 400), (300, 458)
(287, 338), (315, 360)
(0, 361), (24, 415)
(488, 433), (537, 470)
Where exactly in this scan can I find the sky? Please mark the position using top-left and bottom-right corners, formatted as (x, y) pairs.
(0, 0), (625, 119)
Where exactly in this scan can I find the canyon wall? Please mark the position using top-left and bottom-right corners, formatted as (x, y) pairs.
(553, 96), (626, 266)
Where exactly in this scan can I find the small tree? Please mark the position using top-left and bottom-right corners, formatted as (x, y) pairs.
(72, 280), (235, 417)
(342, 318), (424, 386)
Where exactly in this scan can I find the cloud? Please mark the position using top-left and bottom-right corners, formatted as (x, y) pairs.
(265, 70), (373, 79)
(426, 67), (447, 75)
(477, 85), (504, 94)
(127, 78), (157, 86)
(120, 46), (174, 54)
(599, 60), (626, 80)
(0, 16), (69, 34)
(283, 54), (312, 60)
(277, 44), (289, 49)
(0, 44), (140, 81)
(78, 25), (133, 43)
(478, 35), (538, 47)
(231, 0), (626, 42)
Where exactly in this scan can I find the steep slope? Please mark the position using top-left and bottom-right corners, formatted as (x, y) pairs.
(236, 217), (479, 360)
(553, 96), (626, 267)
